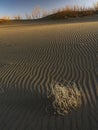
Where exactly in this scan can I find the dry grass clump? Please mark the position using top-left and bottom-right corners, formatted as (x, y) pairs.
(44, 5), (95, 20)
(13, 15), (22, 20)
(0, 17), (10, 23)
(47, 82), (82, 115)
(94, 2), (98, 14)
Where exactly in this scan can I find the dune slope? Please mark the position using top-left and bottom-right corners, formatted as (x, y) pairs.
(0, 21), (98, 130)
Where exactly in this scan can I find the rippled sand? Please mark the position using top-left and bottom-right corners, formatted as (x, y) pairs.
(0, 20), (98, 130)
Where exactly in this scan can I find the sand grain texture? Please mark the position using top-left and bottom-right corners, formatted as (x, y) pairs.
(0, 21), (98, 130)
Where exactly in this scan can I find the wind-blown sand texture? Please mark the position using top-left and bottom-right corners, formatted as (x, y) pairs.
(0, 20), (98, 130)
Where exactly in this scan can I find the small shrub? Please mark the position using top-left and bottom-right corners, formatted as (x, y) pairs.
(46, 82), (82, 116)
(94, 2), (98, 14)
(0, 16), (10, 23)
(14, 15), (22, 20)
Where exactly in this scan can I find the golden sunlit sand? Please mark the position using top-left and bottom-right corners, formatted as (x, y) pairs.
(0, 18), (98, 130)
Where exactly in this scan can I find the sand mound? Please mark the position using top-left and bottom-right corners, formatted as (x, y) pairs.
(46, 82), (82, 115)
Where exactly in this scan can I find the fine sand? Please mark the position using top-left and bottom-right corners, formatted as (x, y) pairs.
(0, 19), (98, 130)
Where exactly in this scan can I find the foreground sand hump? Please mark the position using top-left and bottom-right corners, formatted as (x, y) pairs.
(46, 82), (82, 115)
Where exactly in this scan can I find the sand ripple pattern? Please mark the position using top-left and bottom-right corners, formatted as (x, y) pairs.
(0, 21), (98, 130)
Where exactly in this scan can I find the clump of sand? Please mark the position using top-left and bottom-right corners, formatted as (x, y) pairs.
(46, 82), (82, 116)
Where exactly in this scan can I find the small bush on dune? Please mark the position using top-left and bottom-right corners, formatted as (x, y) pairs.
(94, 2), (98, 14)
(14, 15), (22, 20)
(0, 17), (10, 23)
(0, 19), (5, 23)
(46, 82), (82, 116)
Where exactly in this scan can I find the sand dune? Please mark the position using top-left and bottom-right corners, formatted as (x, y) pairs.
(0, 20), (98, 130)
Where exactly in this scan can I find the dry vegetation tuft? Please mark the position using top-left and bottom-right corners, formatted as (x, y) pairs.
(0, 16), (10, 23)
(46, 82), (82, 116)
(94, 2), (98, 13)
